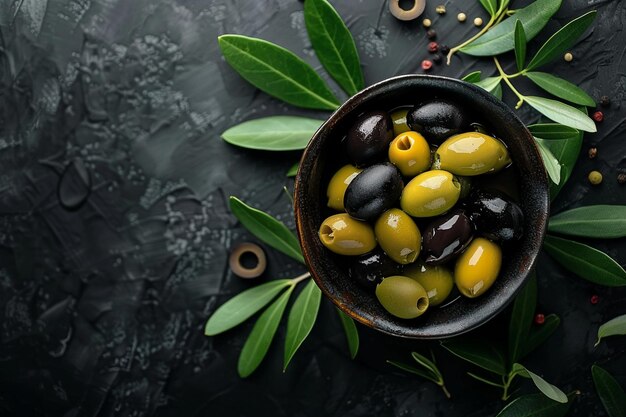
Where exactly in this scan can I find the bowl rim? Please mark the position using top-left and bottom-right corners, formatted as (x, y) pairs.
(294, 74), (550, 339)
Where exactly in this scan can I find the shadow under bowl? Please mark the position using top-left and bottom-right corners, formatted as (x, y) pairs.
(294, 75), (549, 339)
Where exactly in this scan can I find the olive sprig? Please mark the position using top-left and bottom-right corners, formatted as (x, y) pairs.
(387, 351), (451, 398)
(204, 196), (359, 377)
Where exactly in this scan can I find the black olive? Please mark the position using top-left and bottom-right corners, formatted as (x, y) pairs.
(406, 100), (468, 144)
(346, 111), (394, 167)
(344, 163), (403, 222)
(347, 250), (401, 289)
(422, 209), (473, 265)
(461, 189), (524, 242)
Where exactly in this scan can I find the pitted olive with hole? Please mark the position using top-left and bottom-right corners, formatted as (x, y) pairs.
(388, 131), (431, 177)
(406, 100), (469, 144)
(374, 208), (421, 264)
(346, 110), (394, 167)
(461, 189), (524, 243)
(375, 275), (430, 319)
(347, 250), (402, 289)
(391, 108), (411, 136)
(455, 237), (502, 298)
(400, 170), (461, 217)
(404, 262), (454, 306)
(344, 163), (404, 222)
(318, 213), (376, 256)
(326, 164), (362, 211)
(434, 132), (511, 176)
(422, 209), (473, 265)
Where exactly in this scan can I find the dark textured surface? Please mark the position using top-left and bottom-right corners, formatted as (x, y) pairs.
(295, 75), (549, 339)
(0, 0), (625, 416)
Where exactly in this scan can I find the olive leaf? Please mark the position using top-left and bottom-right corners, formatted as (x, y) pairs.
(230, 196), (304, 264)
(548, 205), (626, 239)
(496, 393), (571, 417)
(592, 365), (626, 417)
(524, 96), (596, 132)
(286, 162), (299, 177)
(508, 273), (537, 365)
(524, 72), (595, 107)
(336, 308), (359, 359)
(387, 360), (434, 381)
(304, 0), (363, 96)
(543, 234), (626, 287)
(528, 123), (579, 139)
(461, 0), (562, 56)
(205, 279), (292, 336)
(479, 0), (498, 17)
(221, 116), (323, 151)
(462, 71), (482, 83)
(218, 35), (340, 110)
(238, 286), (294, 378)
(284, 278), (322, 370)
(535, 138), (561, 184)
(441, 339), (507, 375)
(595, 314), (626, 347)
(475, 76), (503, 96)
(526, 11), (597, 71)
(514, 20), (527, 72)
(492, 82), (503, 100)
(521, 314), (560, 358)
(388, 351), (450, 398)
(511, 363), (568, 403)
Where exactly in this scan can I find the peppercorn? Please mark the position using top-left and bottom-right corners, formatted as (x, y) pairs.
(428, 42), (439, 53)
(534, 313), (545, 325)
(600, 95), (610, 107)
(423, 18), (432, 28)
(436, 5), (446, 14)
(590, 295), (599, 305)
(432, 54), (442, 64)
(617, 172), (626, 184)
(588, 170), (603, 185)
(427, 29), (437, 39)
(440, 44), (450, 54)
(564, 52), (573, 62)
(421, 59), (433, 71)
(474, 17), (483, 26)
(457, 12), (467, 22)
(588, 147), (597, 159)
(593, 111), (604, 122)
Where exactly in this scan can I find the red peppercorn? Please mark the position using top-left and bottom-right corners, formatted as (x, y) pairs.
(593, 111), (604, 122)
(534, 313), (545, 325)
(428, 42), (439, 53)
(421, 60), (433, 71)
(590, 294), (599, 304)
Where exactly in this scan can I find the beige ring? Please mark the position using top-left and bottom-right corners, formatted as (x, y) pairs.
(229, 242), (267, 279)
(389, 0), (426, 21)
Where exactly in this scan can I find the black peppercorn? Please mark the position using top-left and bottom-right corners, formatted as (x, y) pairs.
(432, 54), (442, 64)
(440, 44), (450, 54)
(600, 95), (610, 107)
(427, 29), (437, 39)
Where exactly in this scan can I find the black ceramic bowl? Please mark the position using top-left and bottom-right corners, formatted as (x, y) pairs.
(294, 75), (549, 339)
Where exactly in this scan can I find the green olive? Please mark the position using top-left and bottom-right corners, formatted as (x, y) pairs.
(374, 208), (421, 264)
(375, 275), (430, 319)
(388, 131), (431, 177)
(434, 132), (511, 176)
(455, 237), (502, 298)
(404, 262), (454, 306)
(326, 165), (362, 211)
(400, 170), (461, 217)
(391, 108), (411, 136)
(318, 213), (376, 256)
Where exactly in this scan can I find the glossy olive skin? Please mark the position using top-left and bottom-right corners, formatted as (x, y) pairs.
(346, 111), (394, 167)
(347, 250), (401, 289)
(406, 100), (468, 144)
(375, 208), (421, 264)
(422, 210), (473, 265)
(391, 108), (411, 136)
(461, 189), (524, 242)
(318, 213), (376, 256)
(326, 165), (362, 211)
(400, 170), (461, 217)
(404, 262), (454, 306)
(376, 276), (430, 319)
(434, 132), (511, 176)
(344, 163), (404, 222)
(455, 237), (502, 298)
(388, 131), (431, 177)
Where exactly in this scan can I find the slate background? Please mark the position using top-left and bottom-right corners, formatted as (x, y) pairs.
(0, 0), (625, 416)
